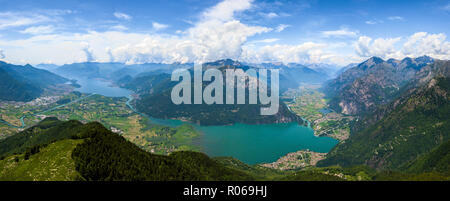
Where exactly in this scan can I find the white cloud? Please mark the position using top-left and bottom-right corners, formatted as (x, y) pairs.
(0, 31), (149, 64)
(0, 0), (269, 65)
(114, 12), (132, 20)
(81, 42), (95, 62)
(365, 19), (383, 25)
(110, 25), (128, 31)
(402, 32), (450, 60)
(355, 36), (402, 58)
(387, 16), (404, 21)
(355, 32), (450, 60)
(250, 38), (280, 43)
(275, 24), (290, 32)
(202, 0), (253, 21)
(0, 49), (5, 59)
(20, 25), (55, 35)
(1, 0), (449, 67)
(110, 0), (269, 64)
(241, 42), (355, 65)
(264, 12), (278, 18)
(322, 28), (358, 38)
(152, 22), (169, 31)
(0, 12), (51, 30)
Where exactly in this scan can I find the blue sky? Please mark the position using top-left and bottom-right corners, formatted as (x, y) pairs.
(0, 0), (449, 66)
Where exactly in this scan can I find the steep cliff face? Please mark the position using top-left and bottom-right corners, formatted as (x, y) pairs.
(349, 60), (450, 132)
(318, 61), (450, 170)
(324, 56), (435, 116)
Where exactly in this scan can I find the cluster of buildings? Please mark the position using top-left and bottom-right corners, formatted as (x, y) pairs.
(26, 96), (60, 107)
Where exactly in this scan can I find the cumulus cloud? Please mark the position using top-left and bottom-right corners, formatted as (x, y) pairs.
(202, 0), (253, 21)
(110, 20), (270, 64)
(81, 42), (95, 62)
(152, 22), (169, 31)
(402, 32), (450, 59)
(241, 42), (352, 65)
(114, 12), (132, 20)
(1, 0), (449, 66)
(0, 0), (270, 65)
(322, 28), (358, 38)
(355, 36), (402, 58)
(110, 0), (270, 64)
(0, 49), (5, 59)
(355, 32), (450, 60)
(20, 25), (55, 35)
(106, 47), (114, 62)
(0, 31), (147, 64)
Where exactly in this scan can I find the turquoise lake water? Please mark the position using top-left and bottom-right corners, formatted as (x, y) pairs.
(74, 78), (339, 164)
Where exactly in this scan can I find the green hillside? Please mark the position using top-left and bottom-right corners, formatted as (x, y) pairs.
(0, 61), (69, 101)
(319, 75), (450, 170)
(0, 139), (82, 181)
(70, 122), (253, 181)
(132, 61), (305, 126)
(405, 140), (450, 175)
(0, 67), (42, 101)
(1, 118), (448, 181)
(0, 117), (83, 158)
(0, 118), (253, 181)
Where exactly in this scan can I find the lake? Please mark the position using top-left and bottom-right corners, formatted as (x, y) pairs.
(76, 78), (338, 164)
(74, 78), (133, 97)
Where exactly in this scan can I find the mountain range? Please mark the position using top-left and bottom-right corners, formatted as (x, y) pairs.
(252, 62), (330, 85)
(319, 58), (449, 172)
(1, 55), (449, 180)
(0, 61), (69, 101)
(323, 56), (435, 115)
(128, 59), (306, 126)
(53, 62), (193, 81)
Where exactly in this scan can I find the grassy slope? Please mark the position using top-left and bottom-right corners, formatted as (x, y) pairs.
(0, 117), (83, 158)
(0, 117), (448, 181)
(71, 122), (253, 181)
(0, 139), (82, 181)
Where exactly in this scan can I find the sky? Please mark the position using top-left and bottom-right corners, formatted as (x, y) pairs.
(0, 0), (449, 66)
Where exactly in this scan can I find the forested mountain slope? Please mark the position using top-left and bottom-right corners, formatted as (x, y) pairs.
(319, 61), (450, 170)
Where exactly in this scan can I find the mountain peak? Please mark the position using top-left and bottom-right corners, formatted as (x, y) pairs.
(368, 56), (385, 64)
(203, 59), (242, 67)
(357, 56), (385, 70)
(415, 55), (434, 63)
(387, 58), (400, 66)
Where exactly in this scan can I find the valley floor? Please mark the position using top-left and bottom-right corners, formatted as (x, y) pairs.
(0, 85), (348, 173)
(0, 92), (201, 155)
(283, 85), (353, 142)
